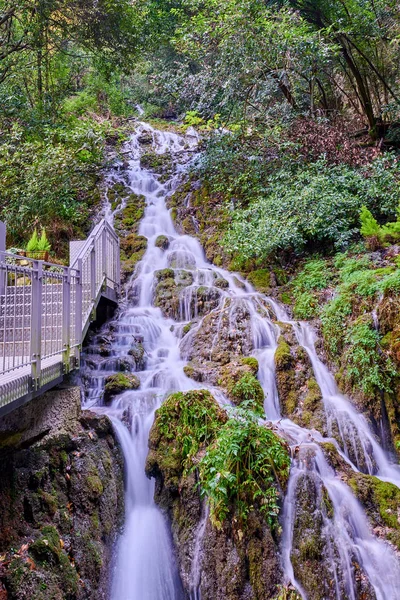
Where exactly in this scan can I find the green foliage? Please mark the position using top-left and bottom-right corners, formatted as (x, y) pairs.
(26, 230), (39, 252)
(231, 373), (265, 413)
(360, 205), (400, 247)
(292, 259), (333, 291)
(37, 229), (51, 252)
(320, 294), (353, 357)
(184, 111), (205, 128)
(224, 156), (400, 261)
(343, 320), (397, 397)
(360, 206), (380, 238)
(291, 258), (334, 318)
(293, 291), (319, 319)
(0, 118), (110, 252)
(156, 390), (226, 473)
(198, 406), (290, 528)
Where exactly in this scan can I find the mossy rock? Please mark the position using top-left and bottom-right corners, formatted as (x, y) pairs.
(104, 373), (140, 402)
(155, 268), (175, 281)
(182, 322), (192, 336)
(30, 525), (61, 564)
(146, 390), (226, 497)
(120, 233), (147, 258)
(301, 377), (325, 431)
(114, 193), (146, 234)
(155, 235), (170, 250)
(241, 356), (259, 375)
(214, 277), (229, 289)
(348, 473), (400, 548)
(246, 269), (272, 294)
(274, 336), (296, 415)
(219, 361), (264, 410)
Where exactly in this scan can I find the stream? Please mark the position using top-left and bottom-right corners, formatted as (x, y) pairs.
(81, 120), (400, 599)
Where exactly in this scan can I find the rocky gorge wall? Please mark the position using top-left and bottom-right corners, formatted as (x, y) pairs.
(0, 386), (124, 600)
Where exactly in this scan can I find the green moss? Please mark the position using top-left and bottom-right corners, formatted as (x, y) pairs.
(303, 378), (322, 412)
(155, 235), (170, 250)
(183, 322), (192, 335)
(104, 373), (140, 399)
(231, 373), (264, 411)
(274, 337), (292, 368)
(274, 337), (296, 415)
(86, 474), (104, 497)
(246, 269), (271, 293)
(0, 431), (23, 449)
(241, 356), (259, 375)
(114, 193), (146, 234)
(30, 526), (61, 564)
(349, 474), (400, 546)
(120, 233), (147, 258)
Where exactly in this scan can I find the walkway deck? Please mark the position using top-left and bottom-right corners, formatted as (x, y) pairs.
(0, 219), (120, 416)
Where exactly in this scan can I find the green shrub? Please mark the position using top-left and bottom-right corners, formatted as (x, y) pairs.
(156, 390), (226, 473)
(26, 230), (39, 252)
(343, 320), (397, 397)
(222, 155), (400, 261)
(37, 229), (51, 252)
(199, 406), (290, 528)
(360, 205), (380, 238)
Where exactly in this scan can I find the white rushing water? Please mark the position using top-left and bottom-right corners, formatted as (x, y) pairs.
(82, 119), (400, 600)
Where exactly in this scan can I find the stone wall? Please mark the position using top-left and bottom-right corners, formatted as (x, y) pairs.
(0, 386), (124, 600)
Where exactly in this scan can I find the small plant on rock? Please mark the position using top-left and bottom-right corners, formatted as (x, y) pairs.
(199, 405), (290, 529)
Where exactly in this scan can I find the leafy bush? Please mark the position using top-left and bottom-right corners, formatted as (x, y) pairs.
(360, 205), (400, 248)
(343, 320), (397, 397)
(199, 406), (290, 528)
(37, 230), (51, 252)
(221, 155), (400, 261)
(26, 230), (39, 252)
(156, 390), (226, 474)
(0, 118), (109, 253)
(291, 258), (334, 318)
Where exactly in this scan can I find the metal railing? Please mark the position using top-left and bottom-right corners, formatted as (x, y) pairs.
(0, 219), (120, 412)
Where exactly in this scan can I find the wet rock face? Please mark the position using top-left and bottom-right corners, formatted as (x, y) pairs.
(104, 373), (140, 403)
(0, 387), (124, 600)
(181, 298), (253, 385)
(274, 324), (327, 434)
(153, 268), (222, 321)
(146, 390), (283, 600)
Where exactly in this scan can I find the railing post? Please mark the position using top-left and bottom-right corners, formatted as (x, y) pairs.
(90, 244), (96, 301)
(116, 237), (121, 294)
(102, 228), (107, 288)
(30, 260), (42, 390)
(0, 221), (5, 296)
(62, 266), (71, 373)
(75, 259), (83, 366)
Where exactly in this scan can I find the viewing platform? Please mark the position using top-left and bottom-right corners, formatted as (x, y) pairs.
(0, 219), (120, 416)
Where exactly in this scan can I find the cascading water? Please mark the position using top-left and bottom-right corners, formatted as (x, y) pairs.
(81, 118), (400, 599)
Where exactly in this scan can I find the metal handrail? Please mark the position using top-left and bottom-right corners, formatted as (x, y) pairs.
(0, 219), (120, 411)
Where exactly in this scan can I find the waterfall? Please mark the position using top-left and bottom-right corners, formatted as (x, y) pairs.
(81, 118), (400, 599)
